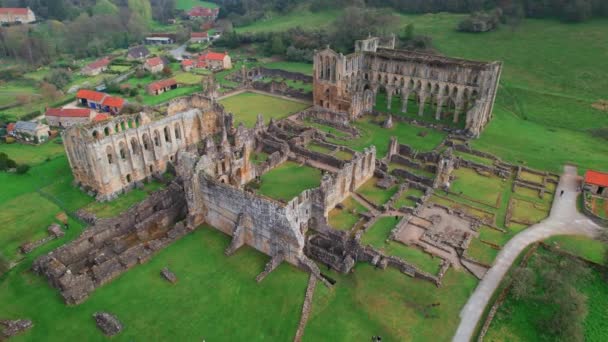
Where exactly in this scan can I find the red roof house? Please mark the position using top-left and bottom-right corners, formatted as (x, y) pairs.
(146, 78), (178, 95)
(585, 170), (608, 188)
(93, 113), (110, 122)
(144, 56), (165, 73)
(0, 8), (36, 23)
(190, 32), (209, 42)
(101, 96), (125, 114)
(45, 108), (96, 127)
(198, 51), (231, 70)
(81, 57), (111, 76)
(187, 6), (219, 20)
(76, 89), (106, 103)
(6, 122), (16, 134)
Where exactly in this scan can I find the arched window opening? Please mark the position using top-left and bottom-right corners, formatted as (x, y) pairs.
(131, 138), (139, 155)
(104, 127), (110, 136)
(154, 130), (161, 147)
(106, 146), (114, 164)
(164, 126), (171, 143)
(174, 125), (181, 140)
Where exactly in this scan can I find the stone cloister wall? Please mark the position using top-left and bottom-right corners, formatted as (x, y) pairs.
(313, 37), (502, 137)
(63, 94), (225, 201)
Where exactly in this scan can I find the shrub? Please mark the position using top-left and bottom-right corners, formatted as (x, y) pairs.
(16, 164), (30, 174)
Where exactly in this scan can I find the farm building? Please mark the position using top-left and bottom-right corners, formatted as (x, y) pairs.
(11, 121), (49, 144)
(146, 78), (178, 95)
(198, 52), (232, 70)
(76, 89), (106, 110)
(145, 34), (175, 45)
(127, 46), (150, 60)
(101, 96), (125, 115)
(584, 170), (608, 197)
(144, 57), (165, 74)
(0, 7), (36, 24)
(181, 59), (206, 71)
(81, 57), (111, 76)
(45, 108), (96, 127)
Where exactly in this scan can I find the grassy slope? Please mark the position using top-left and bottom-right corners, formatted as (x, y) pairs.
(305, 265), (477, 341)
(0, 228), (308, 341)
(236, 9), (340, 34)
(219, 91), (310, 127)
(175, 0), (218, 10)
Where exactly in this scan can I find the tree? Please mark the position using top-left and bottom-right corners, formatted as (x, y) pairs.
(269, 34), (286, 55)
(40, 82), (62, 101)
(402, 23), (414, 41)
(16, 164), (30, 174)
(44, 68), (72, 90)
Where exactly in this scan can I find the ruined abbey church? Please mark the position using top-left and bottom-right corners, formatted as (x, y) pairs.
(313, 36), (502, 136)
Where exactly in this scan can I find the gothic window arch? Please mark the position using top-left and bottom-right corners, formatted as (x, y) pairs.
(106, 146), (114, 164)
(174, 124), (181, 140)
(154, 130), (161, 147)
(119, 142), (127, 160)
(131, 138), (140, 155)
(142, 133), (151, 150)
(164, 126), (171, 143)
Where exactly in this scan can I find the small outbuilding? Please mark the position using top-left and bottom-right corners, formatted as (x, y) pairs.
(81, 57), (111, 76)
(45, 108), (96, 127)
(584, 170), (608, 197)
(146, 78), (178, 95)
(12, 121), (49, 144)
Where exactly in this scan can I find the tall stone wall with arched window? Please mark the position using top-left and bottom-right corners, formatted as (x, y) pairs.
(313, 37), (502, 137)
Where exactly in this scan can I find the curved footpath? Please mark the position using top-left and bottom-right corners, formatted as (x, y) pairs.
(453, 165), (602, 342)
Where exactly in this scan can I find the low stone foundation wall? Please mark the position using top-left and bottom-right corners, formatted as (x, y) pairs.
(33, 183), (188, 305)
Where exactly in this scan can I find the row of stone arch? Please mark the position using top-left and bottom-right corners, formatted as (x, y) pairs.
(366, 60), (481, 85)
(92, 116), (143, 140)
(317, 54), (338, 82)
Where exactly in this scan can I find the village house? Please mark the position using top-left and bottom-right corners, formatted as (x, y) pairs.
(584, 170), (608, 197)
(187, 6), (219, 21)
(11, 121), (49, 144)
(199, 51), (232, 70)
(76, 89), (106, 110)
(143, 56), (165, 74)
(101, 96), (125, 115)
(45, 108), (96, 127)
(146, 78), (178, 95)
(127, 46), (150, 60)
(180, 59), (207, 71)
(0, 7), (36, 24)
(81, 57), (110, 76)
(190, 32), (209, 43)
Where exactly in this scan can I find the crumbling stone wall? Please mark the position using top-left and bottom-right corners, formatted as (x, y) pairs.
(33, 184), (188, 305)
(313, 36), (502, 137)
(252, 81), (313, 101)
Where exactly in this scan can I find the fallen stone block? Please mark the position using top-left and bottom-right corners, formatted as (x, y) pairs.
(93, 312), (122, 337)
(160, 267), (177, 284)
(0, 319), (33, 339)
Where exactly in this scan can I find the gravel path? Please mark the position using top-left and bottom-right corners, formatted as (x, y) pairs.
(452, 165), (602, 342)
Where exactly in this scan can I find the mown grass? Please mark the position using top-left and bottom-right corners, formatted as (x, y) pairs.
(256, 161), (322, 201)
(262, 61), (313, 75)
(219, 92), (310, 128)
(466, 239), (499, 266)
(328, 115), (445, 158)
(175, 0), (218, 10)
(450, 168), (505, 207)
(328, 196), (368, 231)
(236, 9), (340, 34)
(356, 177), (398, 207)
(453, 151), (494, 166)
(0, 139), (65, 165)
(361, 217), (442, 275)
(544, 235), (607, 265)
(0, 227), (308, 341)
(393, 187), (425, 209)
(83, 182), (165, 219)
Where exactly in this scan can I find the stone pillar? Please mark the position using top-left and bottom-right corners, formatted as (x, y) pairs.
(418, 94), (427, 117)
(401, 91), (410, 113)
(435, 97), (445, 121)
(386, 90), (392, 110)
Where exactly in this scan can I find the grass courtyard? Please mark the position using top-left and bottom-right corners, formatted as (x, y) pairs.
(328, 196), (368, 231)
(255, 161), (322, 202)
(219, 92), (310, 128)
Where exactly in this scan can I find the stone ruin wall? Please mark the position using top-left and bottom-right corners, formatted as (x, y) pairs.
(63, 94), (224, 201)
(33, 184), (188, 305)
(313, 37), (502, 137)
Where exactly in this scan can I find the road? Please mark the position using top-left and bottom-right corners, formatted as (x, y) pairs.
(452, 165), (602, 342)
(170, 43), (188, 61)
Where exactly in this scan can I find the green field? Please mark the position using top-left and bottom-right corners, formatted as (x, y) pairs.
(0, 227), (309, 341)
(83, 182), (165, 219)
(0, 139), (65, 165)
(237, 9), (340, 34)
(361, 217), (442, 275)
(544, 235), (607, 265)
(256, 161), (322, 201)
(219, 92), (310, 127)
(327, 115), (446, 158)
(450, 168), (505, 207)
(175, 0), (218, 10)
(262, 62), (313, 76)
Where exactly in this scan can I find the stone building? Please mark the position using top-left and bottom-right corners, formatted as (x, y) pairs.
(45, 108), (97, 128)
(313, 36), (502, 137)
(63, 94), (224, 200)
(584, 170), (608, 197)
(143, 57), (165, 74)
(11, 121), (49, 144)
(81, 57), (111, 76)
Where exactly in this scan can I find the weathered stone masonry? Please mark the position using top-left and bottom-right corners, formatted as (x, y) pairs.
(313, 36), (502, 137)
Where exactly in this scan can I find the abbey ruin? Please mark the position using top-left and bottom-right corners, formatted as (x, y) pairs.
(313, 37), (502, 136)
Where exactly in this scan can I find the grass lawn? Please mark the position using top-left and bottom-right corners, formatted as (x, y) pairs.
(393, 188), (425, 209)
(219, 92), (310, 127)
(0, 192), (64, 262)
(334, 150), (353, 161)
(544, 235), (607, 265)
(0, 227), (309, 341)
(519, 170), (544, 184)
(374, 92), (466, 129)
(173, 71), (207, 85)
(328, 196), (368, 231)
(510, 198), (549, 225)
(262, 61), (313, 76)
(307, 142), (334, 155)
(328, 115), (445, 158)
(256, 161), (322, 201)
(450, 168), (505, 207)
(356, 177), (398, 207)
(0, 139), (65, 165)
(306, 265), (477, 341)
(485, 248), (608, 341)
(83, 182), (165, 219)
(361, 217), (442, 275)
(302, 119), (349, 138)
(175, 0), (218, 10)
(389, 161), (435, 179)
(466, 238), (499, 266)
(236, 9), (340, 34)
